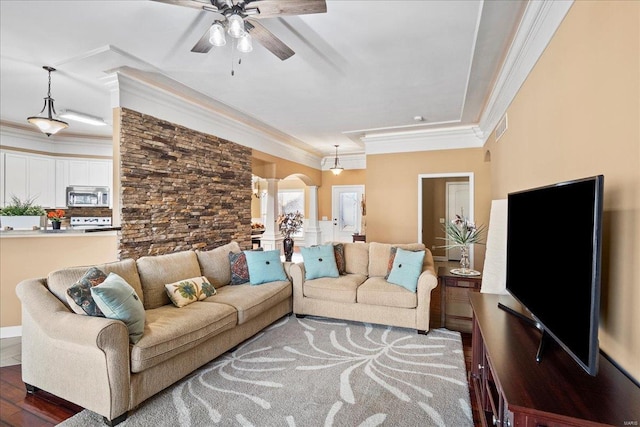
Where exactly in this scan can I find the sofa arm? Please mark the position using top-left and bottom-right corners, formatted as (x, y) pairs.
(416, 269), (438, 332)
(16, 278), (131, 421)
(289, 263), (306, 314)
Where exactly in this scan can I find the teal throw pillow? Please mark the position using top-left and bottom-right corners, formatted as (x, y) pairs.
(244, 250), (288, 285)
(91, 273), (145, 344)
(386, 248), (425, 292)
(301, 244), (339, 280)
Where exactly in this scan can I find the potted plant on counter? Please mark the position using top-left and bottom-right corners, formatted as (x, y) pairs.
(47, 209), (66, 230)
(0, 196), (47, 230)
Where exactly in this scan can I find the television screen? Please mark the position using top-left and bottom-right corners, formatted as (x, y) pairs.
(506, 175), (604, 376)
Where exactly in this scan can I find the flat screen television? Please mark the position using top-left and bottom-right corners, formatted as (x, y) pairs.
(504, 175), (604, 376)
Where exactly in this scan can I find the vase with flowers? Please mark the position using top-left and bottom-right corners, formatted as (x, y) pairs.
(277, 211), (303, 262)
(47, 209), (65, 230)
(439, 210), (486, 276)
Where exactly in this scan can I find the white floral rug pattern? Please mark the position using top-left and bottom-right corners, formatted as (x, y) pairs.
(59, 316), (473, 426)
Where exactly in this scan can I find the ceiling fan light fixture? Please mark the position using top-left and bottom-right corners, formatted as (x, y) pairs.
(237, 33), (253, 53)
(329, 145), (344, 176)
(227, 14), (245, 39)
(209, 22), (226, 46)
(27, 66), (69, 137)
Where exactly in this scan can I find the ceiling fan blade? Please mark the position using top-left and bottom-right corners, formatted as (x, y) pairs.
(152, 0), (219, 13)
(246, 19), (295, 60)
(191, 27), (214, 53)
(247, 0), (327, 19)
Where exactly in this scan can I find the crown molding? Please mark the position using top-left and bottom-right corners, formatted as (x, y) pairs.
(362, 0), (573, 155)
(0, 121), (113, 157)
(104, 67), (323, 170)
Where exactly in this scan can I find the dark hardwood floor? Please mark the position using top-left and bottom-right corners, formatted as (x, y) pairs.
(0, 283), (482, 426)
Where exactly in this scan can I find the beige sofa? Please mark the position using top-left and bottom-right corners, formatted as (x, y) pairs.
(16, 242), (292, 426)
(290, 242), (438, 333)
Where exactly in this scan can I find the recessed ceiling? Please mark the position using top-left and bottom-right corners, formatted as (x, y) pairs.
(0, 0), (526, 156)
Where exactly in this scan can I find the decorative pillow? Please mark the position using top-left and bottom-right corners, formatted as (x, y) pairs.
(385, 246), (399, 279)
(333, 243), (346, 275)
(91, 273), (145, 344)
(165, 276), (217, 308)
(244, 250), (288, 285)
(386, 248), (426, 292)
(66, 267), (107, 317)
(229, 248), (263, 285)
(301, 244), (340, 280)
(229, 251), (250, 285)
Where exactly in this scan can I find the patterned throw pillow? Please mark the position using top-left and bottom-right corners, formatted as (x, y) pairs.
(385, 247), (398, 279)
(229, 251), (250, 285)
(164, 276), (217, 308)
(66, 267), (107, 317)
(333, 243), (346, 275)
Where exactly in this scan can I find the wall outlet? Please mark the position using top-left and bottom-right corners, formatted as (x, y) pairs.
(439, 218), (445, 223)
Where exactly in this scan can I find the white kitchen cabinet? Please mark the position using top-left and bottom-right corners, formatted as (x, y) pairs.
(69, 160), (89, 186)
(69, 159), (111, 187)
(55, 159), (70, 208)
(2, 152), (55, 208)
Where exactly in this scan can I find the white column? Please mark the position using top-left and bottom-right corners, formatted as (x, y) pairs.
(259, 178), (283, 252)
(305, 185), (322, 246)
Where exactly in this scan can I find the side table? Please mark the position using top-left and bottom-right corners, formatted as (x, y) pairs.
(438, 266), (482, 331)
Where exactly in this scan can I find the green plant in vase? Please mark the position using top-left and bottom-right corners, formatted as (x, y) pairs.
(439, 210), (486, 276)
(0, 196), (46, 230)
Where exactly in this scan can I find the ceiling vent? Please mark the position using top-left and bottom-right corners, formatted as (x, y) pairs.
(495, 114), (508, 142)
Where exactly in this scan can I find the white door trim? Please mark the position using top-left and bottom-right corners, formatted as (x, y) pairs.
(417, 173), (475, 268)
(331, 185), (365, 242)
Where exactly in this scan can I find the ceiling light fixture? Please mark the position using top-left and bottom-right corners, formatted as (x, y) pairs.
(209, 21), (227, 47)
(27, 66), (69, 137)
(237, 33), (253, 53)
(58, 110), (107, 127)
(330, 145), (344, 176)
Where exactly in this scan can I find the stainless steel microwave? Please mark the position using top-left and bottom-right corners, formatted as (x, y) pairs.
(66, 186), (110, 207)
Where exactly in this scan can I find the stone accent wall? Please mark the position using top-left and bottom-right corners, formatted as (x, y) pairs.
(118, 108), (252, 259)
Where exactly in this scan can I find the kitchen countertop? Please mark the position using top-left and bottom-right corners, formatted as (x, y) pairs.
(0, 228), (120, 238)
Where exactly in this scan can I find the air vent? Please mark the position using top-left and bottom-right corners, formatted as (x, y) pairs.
(495, 114), (508, 141)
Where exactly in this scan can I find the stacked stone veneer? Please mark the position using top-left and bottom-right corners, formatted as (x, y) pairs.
(118, 108), (252, 259)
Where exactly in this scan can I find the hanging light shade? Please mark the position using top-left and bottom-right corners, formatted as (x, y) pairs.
(227, 14), (245, 39)
(330, 145), (344, 175)
(209, 22), (227, 46)
(27, 66), (68, 137)
(237, 33), (253, 53)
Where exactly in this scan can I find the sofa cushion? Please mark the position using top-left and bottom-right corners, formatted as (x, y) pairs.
(204, 280), (291, 324)
(303, 274), (367, 304)
(137, 251), (202, 309)
(386, 248), (426, 292)
(301, 244), (339, 280)
(368, 242), (426, 277)
(196, 242), (241, 288)
(165, 276), (217, 308)
(342, 242), (369, 275)
(130, 301), (237, 373)
(92, 273), (146, 344)
(65, 267), (107, 316)
(357, 276), (418, 309)
(244, 250), (288, 285)
(48, 258), (143, 309)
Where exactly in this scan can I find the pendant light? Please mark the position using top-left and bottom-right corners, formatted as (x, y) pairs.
(330, 145), (344, 175)
(27, 66), (69, 137)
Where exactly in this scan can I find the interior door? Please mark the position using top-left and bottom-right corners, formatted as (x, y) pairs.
(446, 182), (469, 261)
(331, 185), (364, 242)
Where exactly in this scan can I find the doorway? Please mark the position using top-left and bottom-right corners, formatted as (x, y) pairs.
(331, 185), (365, 242)
(418, 173), (475, 267)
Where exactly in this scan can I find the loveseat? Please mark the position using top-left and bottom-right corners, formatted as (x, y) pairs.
(16, 242), (292, 426)
(290, 242), (438, 333)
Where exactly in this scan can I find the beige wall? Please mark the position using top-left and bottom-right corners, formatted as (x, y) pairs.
(485, 1), (639, 380)
(318, 169), (367, 220)
(0, 234), (118, 328)
(366, 148), (491, 270)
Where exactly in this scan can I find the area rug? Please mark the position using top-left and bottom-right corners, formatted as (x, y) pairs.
(59, 316), (473, 426)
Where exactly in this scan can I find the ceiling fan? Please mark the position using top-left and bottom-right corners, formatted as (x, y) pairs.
(154, 0), (327, 60)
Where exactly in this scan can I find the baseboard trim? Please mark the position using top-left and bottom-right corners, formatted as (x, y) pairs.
(0, 326), (22, 339)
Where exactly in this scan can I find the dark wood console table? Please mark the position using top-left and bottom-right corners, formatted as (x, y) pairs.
(470, 293), (640, 427)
